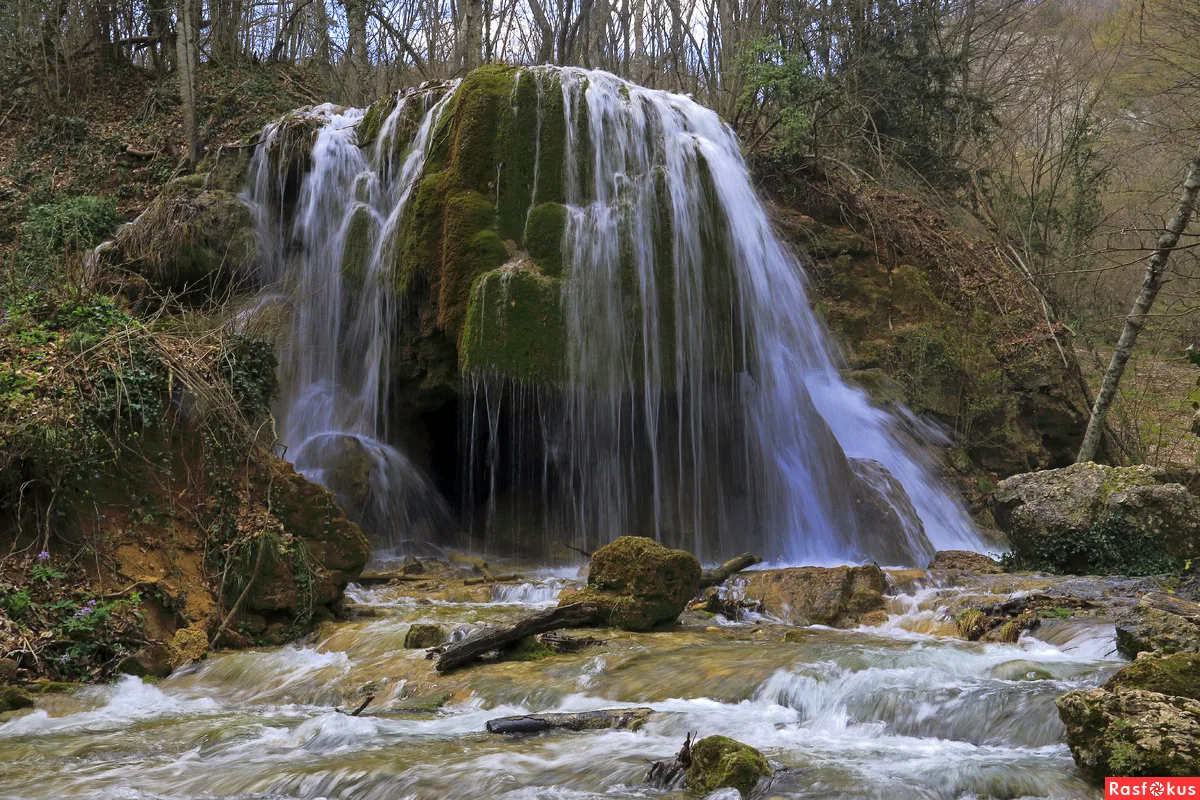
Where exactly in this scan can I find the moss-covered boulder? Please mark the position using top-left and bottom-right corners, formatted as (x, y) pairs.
(404, 623), (446, 649)
(741, 565), (888, 627)
(1056, 688), (1200, 781)
(561, 536), (702, 631)
(684, 735), (772, 797)
(0, 686), (34, 713)
(460, 264), (566, 382)
(105, 177), (257, 299)
(992, 463), (1200, 575)
(1105, 653), (1200, 699)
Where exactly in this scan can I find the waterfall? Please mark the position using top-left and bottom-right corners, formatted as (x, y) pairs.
(243, 67), (986, 565)
(242, 90), (457, 547)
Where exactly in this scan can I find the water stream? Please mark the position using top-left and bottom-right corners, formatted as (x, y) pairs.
(0, 574), (1114, 798)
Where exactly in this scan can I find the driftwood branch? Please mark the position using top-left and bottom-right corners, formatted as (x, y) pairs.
(485, 707), (654, 734)
(435, 602), (600, 672)
(464, 573), (523, 585)
(698, 553), (762, 589)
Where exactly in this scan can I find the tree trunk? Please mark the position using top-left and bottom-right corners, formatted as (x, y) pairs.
(435, 602), (600, 672)
(458, 0), (483, 71)
(176, 0), (203, 165)
(343, 0), (369, 90)
(698, 553), (762, 589)
(1076, 151), (1200, 463)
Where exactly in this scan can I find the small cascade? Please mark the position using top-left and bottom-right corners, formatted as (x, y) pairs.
(242, 89), (457, 546)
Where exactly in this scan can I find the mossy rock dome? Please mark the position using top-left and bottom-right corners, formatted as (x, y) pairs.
(684, 735), (772, 797)
(562, 536), (701, 631)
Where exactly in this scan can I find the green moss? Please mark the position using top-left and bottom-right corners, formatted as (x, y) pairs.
(501, 635), (556, 662)
(460, 268), (566, 383)
(523, 202), (568, 277)
(685, 735), (772, 797)
(1005, 511), (1180, 576)
(437, 190), (508, 336)
(341, 205), (375, 292)
(0, 686), (34, 713)
(395, 170), (449, 294)
(1105, 654), (1200, 699)
(356, 95), (398, 148)
(449, 65), (521, 193)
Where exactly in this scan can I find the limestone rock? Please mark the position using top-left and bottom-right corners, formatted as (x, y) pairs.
(169, 625), (210, 667)
(116, 644), (173, 678)
(993, 463), (1200, 574)
(562, 536), (702, 631)
(740, 565), (888, 627)
(1115, 595), (1200, 658)
(0, 657), (18, 685)
(1056, 688), (1200, 780)
(928, 550), (1003, 574)
(404, 623), (446, 649)
(684, 735), (772, 797)
(1105, 653), (1200, 700)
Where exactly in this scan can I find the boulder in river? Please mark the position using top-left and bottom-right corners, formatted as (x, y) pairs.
(1104, 653), (1200, 699)
(403, 624), (446, 649)
(1115, 592), (1200, 658)
(0, 686), (33, 713)
(740, 565), (887, 627)
(116, 644), (173, 678)
(168, 625), (210, 667)
(562, 536), (702, 631)
(992, 462), (1200, 574)
(1056, 687), (1200, 780)
(684, 735), (772, 797)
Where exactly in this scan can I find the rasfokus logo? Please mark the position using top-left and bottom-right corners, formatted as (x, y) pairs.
(1106, 778), (1200, 798)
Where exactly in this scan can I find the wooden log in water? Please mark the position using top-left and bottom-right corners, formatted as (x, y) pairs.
(485, 707), (654, 734)
(435, 602), (601, 672)
(463, 573), (524, 586)
(698, 553), (763, 589)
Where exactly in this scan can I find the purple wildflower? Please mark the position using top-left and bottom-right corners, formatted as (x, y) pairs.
(37, 551), (50, 562)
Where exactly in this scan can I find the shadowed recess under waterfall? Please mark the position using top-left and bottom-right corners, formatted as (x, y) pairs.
(242, 66), (985, 565)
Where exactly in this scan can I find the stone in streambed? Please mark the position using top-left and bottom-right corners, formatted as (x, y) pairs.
(1056, 688), (1200, 780)
(0, 658), (18, 685)
(560, 536), (702, 631)
(404, 624), (446, 649)
(928, 550), (1003, 574)
(1115, 594), (1200, 658)
(684, 735), (772, 797)
(116, 643), (173, 678)
(1105, 653), (1200, 699)
(740, 565), (887, 627)
(0, 686), (33, 713)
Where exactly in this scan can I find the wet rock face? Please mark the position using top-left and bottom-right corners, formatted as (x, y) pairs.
(1056, 688), (1200, 781)
(1105, 653), (1200, 699)
(741, 565), (887, 627)
(563, 536), (702, 631)
(116, 644), (173, 678)
(993, 463), (1200, 574)
(684, 735), (772, 797)
(847, 458), (933, 566)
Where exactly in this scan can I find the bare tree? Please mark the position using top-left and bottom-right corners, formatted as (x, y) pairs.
(176, 0), (203, 165)
(1077, 149), (1200, 463)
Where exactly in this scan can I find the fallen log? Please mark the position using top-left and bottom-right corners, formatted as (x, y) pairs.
(698, 553), (762, 589)
(486, 707), (654, 734)
(536, 632), (604, 653)
(464, 573), (524, 586)
(436, 602), (601, 672)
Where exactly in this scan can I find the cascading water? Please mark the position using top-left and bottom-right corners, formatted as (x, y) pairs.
(467, 68), (983, 564)
(244, 66), (985, 565)
(242, 89), (457, 546)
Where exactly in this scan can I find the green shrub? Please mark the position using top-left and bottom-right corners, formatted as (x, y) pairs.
(23, 195), (122, 254)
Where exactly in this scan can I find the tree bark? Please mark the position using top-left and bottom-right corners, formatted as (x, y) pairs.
(1076, 151), (1200, 463)
(458, 0), (483, 71)
(343, 0), (370, 90)
(485, 707), (654, 734)
(697, 553), (762, 589)
(435, 602), (600, 672)
(176, 0), (204, 165)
